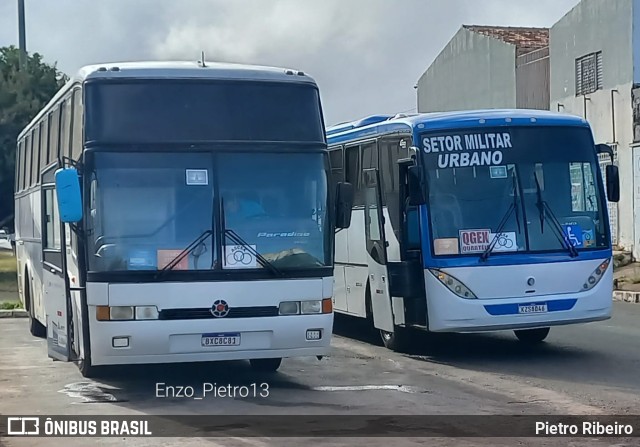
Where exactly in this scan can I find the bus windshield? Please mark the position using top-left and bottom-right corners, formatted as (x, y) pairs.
(87, 151), (330, 272)
(420, 126), (608, 256)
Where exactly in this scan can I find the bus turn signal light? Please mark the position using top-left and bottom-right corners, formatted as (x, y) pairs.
(322, 298), (333, 314)
(96, 306), (110, 321)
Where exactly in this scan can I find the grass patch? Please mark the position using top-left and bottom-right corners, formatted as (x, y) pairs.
(0, 251), (17, 294)
(0, 301), (21, 310)
(0, 251), (17, 272)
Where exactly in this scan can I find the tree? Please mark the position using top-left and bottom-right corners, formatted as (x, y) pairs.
(0, 46), (67, 229)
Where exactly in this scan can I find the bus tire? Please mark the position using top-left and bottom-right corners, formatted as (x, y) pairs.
(78, 357), (101, 378)
(25, 276), (46, 338)
(380, 327), (411, 352)
(249, 358), (282, 372)
(514, 327), (550, 344)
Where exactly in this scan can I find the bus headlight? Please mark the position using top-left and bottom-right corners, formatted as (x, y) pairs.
(96, 305), (159, 321)
(135, 306), (159, 320)
(109, 306), (135, 320)
(581, 259), (610, 291)
(300, 300), (322, 314)
(279, 299), (333, 315)
(428, 269), (477, 299)
(279, 301), (300, 315)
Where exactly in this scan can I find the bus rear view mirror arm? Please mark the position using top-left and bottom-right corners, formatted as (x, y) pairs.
(408, 165), (426, 206)
(55, 167), (83, 223)
(596, 143), (614, 161)
(335, 182), (354, 229)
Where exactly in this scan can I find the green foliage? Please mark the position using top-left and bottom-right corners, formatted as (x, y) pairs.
(0, 46), (67, 228)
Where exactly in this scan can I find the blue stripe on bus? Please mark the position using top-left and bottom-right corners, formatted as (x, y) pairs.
(483, 299), (577, 316)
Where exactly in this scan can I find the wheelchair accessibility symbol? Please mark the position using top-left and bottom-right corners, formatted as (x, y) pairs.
(562, 224), (583, 248)
(224, 245), (257, 269)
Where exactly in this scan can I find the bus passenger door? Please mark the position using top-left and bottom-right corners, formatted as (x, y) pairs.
(41, 168), (72, 362)
(362, 168), (394, 332)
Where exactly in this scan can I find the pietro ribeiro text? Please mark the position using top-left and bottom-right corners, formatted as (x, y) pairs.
(422, 132), (513, 169)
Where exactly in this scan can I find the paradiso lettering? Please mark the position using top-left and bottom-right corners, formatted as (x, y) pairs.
(422, 132), (513, 169)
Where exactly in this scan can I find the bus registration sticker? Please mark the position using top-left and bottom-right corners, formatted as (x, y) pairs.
(202, 333), (241, 347)
(518, 303), (548, 314)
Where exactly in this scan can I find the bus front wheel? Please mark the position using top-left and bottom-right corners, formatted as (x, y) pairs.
(249, 358), (282, 372)
(514, 327), (550, 344)
(25, 277), (46, 338)
(380, 327), (411, 352)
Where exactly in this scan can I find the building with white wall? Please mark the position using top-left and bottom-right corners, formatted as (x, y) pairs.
(550, 0), (639, 256)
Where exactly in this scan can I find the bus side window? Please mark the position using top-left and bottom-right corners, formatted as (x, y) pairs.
(345, 145), (362, 206)
(405, 208), (421, 249)
(328, 146), (343, 195)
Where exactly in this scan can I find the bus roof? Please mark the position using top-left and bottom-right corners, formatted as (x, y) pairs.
(326, 109), (590, 145)
(18, 61), (317, 141)
(72, 61), (318, 84)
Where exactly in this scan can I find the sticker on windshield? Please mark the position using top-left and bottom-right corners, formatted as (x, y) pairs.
(562, 224), (583, 247)
(490, 232), (517, 252)
(157, 250), (189, 270)
(186, 169), (208, 185)
(582, 229), (595, 248)
(434, 238), (459, 255)
(459, 230), (518, 253)
(490, 166), (508, 179)
(224, 245), (257, 269)
(459, 229), (491, 253)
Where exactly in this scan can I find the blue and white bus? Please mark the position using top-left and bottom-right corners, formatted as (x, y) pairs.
(326, 110), (620, 350)
(14, 61), (353, 377)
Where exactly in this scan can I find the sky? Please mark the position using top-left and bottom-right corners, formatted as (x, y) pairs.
(0, 0), (580, 126)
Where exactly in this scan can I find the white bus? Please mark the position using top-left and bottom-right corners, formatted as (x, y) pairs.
(14, 61), (353, 377)
(326, 110), (619, 351)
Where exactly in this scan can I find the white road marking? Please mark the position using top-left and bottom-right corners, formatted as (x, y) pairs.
(58, 381), (118, 403)
(312, 385), (418, 393)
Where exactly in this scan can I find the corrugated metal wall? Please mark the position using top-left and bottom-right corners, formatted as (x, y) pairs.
(515, 47), (550, 110)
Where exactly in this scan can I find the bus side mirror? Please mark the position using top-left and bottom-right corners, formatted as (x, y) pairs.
(408, 165), (426, 206)
(335, 182), (354, 229)
(605, 164), (620, 203)
(55, 168), (83, 223)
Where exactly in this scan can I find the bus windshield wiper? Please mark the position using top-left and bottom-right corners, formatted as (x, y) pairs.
(220, 198), (283, 277)
(155, 230), (213, 278)
(480, 171), (521, 262)
(534, 172), (579, 258)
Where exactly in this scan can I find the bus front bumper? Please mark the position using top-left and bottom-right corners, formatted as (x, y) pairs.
(425, 272), (612, 333)
(88, 312), (333, 366)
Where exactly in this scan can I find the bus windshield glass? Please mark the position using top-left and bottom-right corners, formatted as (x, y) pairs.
(420, 126), (608, 256)
(87, 151), (330, 272)
(84, 81), (325, 143)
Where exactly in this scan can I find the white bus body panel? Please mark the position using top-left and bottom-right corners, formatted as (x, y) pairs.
(87, 278), (333, 366)
(426, 259), (613, 332)
(334, 207), (400, 318)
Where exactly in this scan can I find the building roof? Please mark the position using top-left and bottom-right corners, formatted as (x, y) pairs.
(462, 25), (549, 56)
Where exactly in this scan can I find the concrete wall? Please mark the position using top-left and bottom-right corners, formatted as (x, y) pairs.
(550, 0), (636, 255)
(416, 27), (516, 113)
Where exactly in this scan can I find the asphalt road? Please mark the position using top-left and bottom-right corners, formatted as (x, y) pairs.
(0, 302), (638, 447)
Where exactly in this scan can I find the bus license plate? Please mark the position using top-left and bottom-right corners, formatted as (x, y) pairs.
(518, 304), (548, 314)
(201, 333), (241, 347)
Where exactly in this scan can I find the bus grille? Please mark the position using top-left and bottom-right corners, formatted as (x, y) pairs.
(158, 306), (279, 320)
